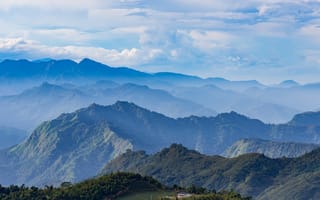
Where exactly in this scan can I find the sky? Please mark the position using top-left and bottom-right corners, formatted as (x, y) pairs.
(0, 0), (320, 83)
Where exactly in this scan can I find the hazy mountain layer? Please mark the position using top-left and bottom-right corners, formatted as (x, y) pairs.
(223, 138), (319, 158)
(244, 85), (320, 112)
(170, 85), (299, 123)
(0, 59), (264, 90)
(0, 82), (215, 130)
(2, 58), (320, 125)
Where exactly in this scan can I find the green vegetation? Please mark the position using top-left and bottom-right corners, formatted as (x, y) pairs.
(118, 191), (174, 200)
(180, 191), (251, 200)
(102, 144), (320, 199)
(118, 189), (250, 200)
(0, 173), (162, 200)
(0, 172), (249, 200)
(102, 144), (286, 197)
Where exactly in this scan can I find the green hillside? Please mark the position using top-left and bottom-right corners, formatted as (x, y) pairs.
(102, 144), (287, 197)
(102, 144), (320, 199)
(0, 172), (249, 200)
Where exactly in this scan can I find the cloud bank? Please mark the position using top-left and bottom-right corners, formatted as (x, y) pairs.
(0, 0), (320, 83)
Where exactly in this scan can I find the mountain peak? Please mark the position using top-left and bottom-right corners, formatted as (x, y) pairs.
(280, 80), (298, 85)
(168, 143), (189, 151)
(215, 111), (249, 121)
(86, 102), (137, 112)
(32, 58), (55, 63)
(79, 58), (112, 69)
(20, 82), (67, 96)
(158, 143), (200, 158)
(277, 80), (299, 88)
(79, 58), (101, 65)
(206, 77), (229, 82)
(39, 82), (59, 88)
(87, 102), (104, 109)
(223, 138), (320, 158)
(289, 111), (320, 126)
(112, 101), (139, 109)
(73, 101), (155, 125)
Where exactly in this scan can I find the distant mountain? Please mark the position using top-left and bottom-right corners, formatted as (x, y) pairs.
(152, 72), (203, 86)
(99, 83), (216, 118)
(170, 84), (299, 123)
(0, 82), (215, 130)
(288, 111), (320, 126)
(277, 80), (300, 88)
(222, 138), (319, 158)
(2, 102), (320, 186)
(5, 58), (318, 124)
(102, 144), (320, 199)
(205, 78), (265, 92)
(0, 59), (266, 91)
(0, 127), (27, 149)
(243, 84), (320, 112)
(0, 59), (149, 81)
(3, 58), (320, 124)
(0, 82), (91, 130)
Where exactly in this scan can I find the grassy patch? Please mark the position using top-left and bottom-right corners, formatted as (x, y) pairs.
(117, 190), (174, 200)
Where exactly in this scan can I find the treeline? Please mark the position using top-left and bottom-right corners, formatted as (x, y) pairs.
(164, 185), (251, 200)
(0, 172), (250, 200)
(0, 172), (162, 200)
(181, 192), (252, 200)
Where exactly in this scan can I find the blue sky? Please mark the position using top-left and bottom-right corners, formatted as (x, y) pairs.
(0, 0), (320, 83)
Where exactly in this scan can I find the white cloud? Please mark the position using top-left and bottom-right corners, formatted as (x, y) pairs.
(0, 38), (163, 67)
(299, 24), (320, 42)
(28, 29), (92, 44)
(180, 30), (235, 51)
(258, 5), (273, 16)
(0, 0), (104, 11)
(111, 26), (147, 35)
(303, 49), (320, 65)
(0, 0), (319, 82)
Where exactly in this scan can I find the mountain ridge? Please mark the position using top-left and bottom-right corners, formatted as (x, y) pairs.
(0, 58), (265, 88)
(0, 102), (266, 186)
(1, 102), (320, 187)
(0, 81), (216, 130)
(102, 144), (320, 199)
(223, 138), (320, 158)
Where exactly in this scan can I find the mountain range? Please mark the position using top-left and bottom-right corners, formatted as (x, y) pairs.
(0, 82), (214, 130)
(2, 58), (320, 126)
(1, 101), (320, 187)
(1, 58), (320, 199)
(222, 138), (320, 158)
(102, 144), (320, 200)
(0, 59), (264, 89)
(169, 84), (299, 123)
